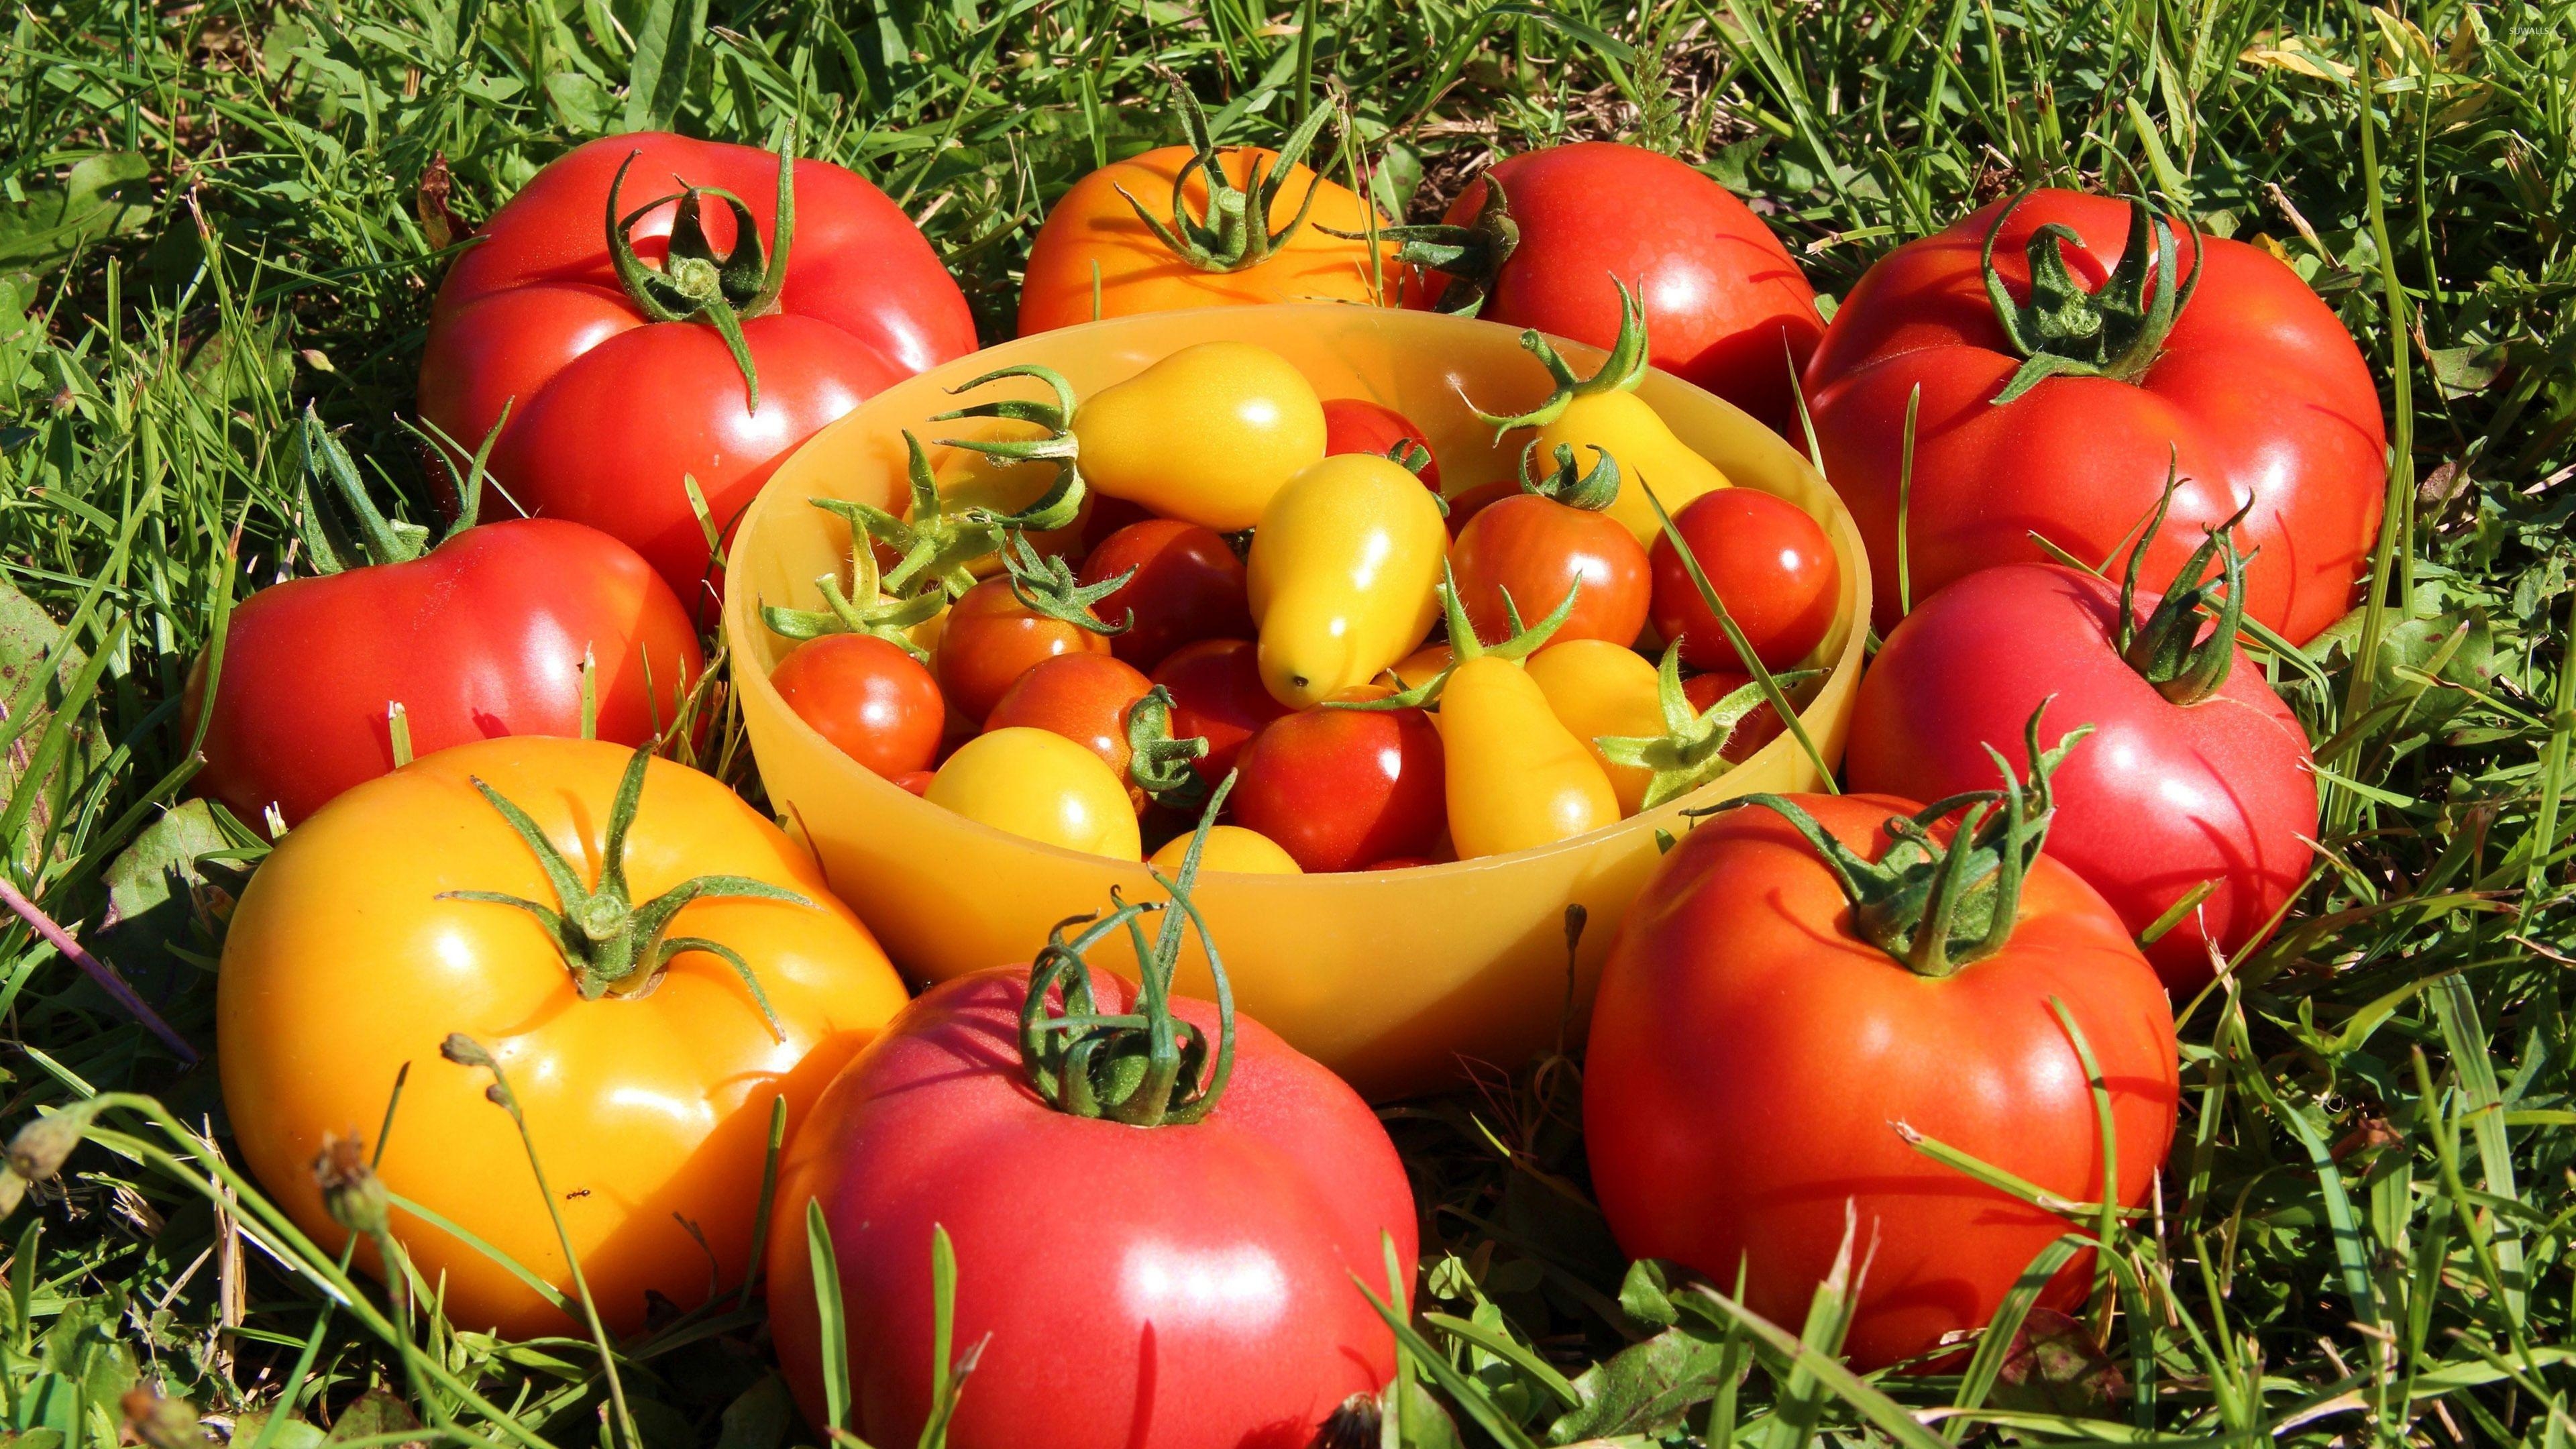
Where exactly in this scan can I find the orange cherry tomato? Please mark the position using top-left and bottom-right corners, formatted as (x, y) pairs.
(936, 577), (1112, 725)
(985, 653), (1156, 794)
(1450, 494), (1652, 648)
(771, 634), (946, 780)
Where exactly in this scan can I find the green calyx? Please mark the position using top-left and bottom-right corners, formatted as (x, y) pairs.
(1326, 171), (1519, 317)
(1981, 191), (2203, 406)
(1518, 439), (1621, 511)
(1120, 80), (1334, 274)
(759, 505), (944, 662)
(604, 127), (798, 413)
(2113, 466), (2253, 706)
(1472, 277), (1651, 436)
(1018, 774), (1241, 1126)
(1126, 685), (1211, 811)
(1733, 704), (2090, 977)
(439, 741), (810, 1041)
(1003, 531), (1133, 635)
(802, 431), (1020, 604)
(928, 364), (1091, 531)
(1338, 559), (1578, 711)
(1597, 645), (1814, 810)
(294, 405), (434, 573)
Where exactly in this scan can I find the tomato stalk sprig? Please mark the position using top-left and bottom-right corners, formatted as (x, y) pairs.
(1597, 645), (1821, 810)
(927, 365), (1091, 530)
(1980, 190), (2204, 405)
(1018, 774), (1240, 1127)
(760, 500), (944, 661)
(1125, 685), (1212, 812)
(602, 127), (799, 412)
(1517, 438), (1621, 511)
(1002, 532), (1135, 635)
(1733, 704), (2091, 977)
(1120, 78), (1336, 274)
(439, 741), (810, 1040)
(801, 430), (1049, 604)
(2111, 470), (2255, 706)
(1326, 172), (1518, 317)
(1470, 278), (1652, 436)
(1342, 561), (1579, 711)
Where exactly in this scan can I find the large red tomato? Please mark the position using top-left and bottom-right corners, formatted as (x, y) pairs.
(1803, 190), (2385, 645)
(419, 133), (975, 600)
(189, 515), (700, 828)
(1848, 559), (2317, 993)
(768, 892), (1417, 1447)
(1585, 775), (2179, 1371)
(1389, 142), (1824, 434)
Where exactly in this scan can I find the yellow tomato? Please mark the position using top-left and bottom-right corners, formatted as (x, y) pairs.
(217, 738), (909, 1340)
(1529, 393), (1732, 545)
(1075, 341), (1326, 531)
(1524, 639), (1664, 816)
(1439, 655), (1622, 859)
(1148, 825), (1303, 876)
(1394, 643), (1454, 692)
(928, 727), (1143, 860)
(1247, 453), (1448, 708)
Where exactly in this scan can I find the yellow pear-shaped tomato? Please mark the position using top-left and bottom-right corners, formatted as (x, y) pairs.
(1247, 453), (1448, 708)
(1440, 655), (1622, 858)
(1529, 393), (1731, 545)
(928, 727), (1143, 860)
(1147, 824), (1303, 875)
(217, 737), (910, 1340)
(1524, 639), (1664, 816)
(1077, 341), (1326, 531)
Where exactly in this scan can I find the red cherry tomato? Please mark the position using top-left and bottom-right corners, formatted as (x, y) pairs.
(189, 518), (702, 828)
(892, 769), (934, 797)
(1450, 494), (1650, 647)
(1409, 143), (1824, 435)
(1320, 398), (1442, 490)
(984, 653), (1155, 792)
(1680, 672), (1786, 762)
(769, 635), (945, 780)
(1075, 494), (1157, 557)
(1077, 520), (1255, 671)
(418, 133), (975, 598)
(1149, 639), (1291, 782)
(1585, 790), (2178, 1371)
(1648, 488), (1839, 672)
(1847, 563), (2318, 992)
(936, 578), (1112, 726)
(1232, 689), (1445, 873)
(1442, 479), (1519, 539)
(769, 968), (1417, 1448)
(1803, 190), (2384, 645)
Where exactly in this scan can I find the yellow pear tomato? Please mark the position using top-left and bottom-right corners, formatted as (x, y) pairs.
(928, 727), (1143, 860)
(1247, 453), (1447, 708)
(1440, 655), (1622, 858)
(1524, 639), (1664, 816)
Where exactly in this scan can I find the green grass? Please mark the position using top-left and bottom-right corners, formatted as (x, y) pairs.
(3, 0), (2575, 1442)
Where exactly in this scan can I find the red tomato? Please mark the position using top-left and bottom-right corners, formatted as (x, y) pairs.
(1847, 563), (2318, 992)
(936, 578), (1112, 726)
(892, 769), (934, 797)
(985, 653), (1155, 790)
(1680, 672), (1785, 762)
(1401, 143), (1824, 435)
(1585, 790), (2178, 1370)
(1450, 494), (1650, 647)
(418, 133), (975, 598)
(1321, 398), (1442, 489)
(1076, 494), (1157, 557)
(1803, 190), (2385, 645)
(1077, 520), (1255, 671)
(1443, 480), (1519, 539)
(770, 635), (945, 781)
(1233, 690), (1445, 873)
(1149, 639), (1291, 782)
(768, 968), (1417, 1448)
(1648, 488), (1839, 672)
(189, 518), (701, 828)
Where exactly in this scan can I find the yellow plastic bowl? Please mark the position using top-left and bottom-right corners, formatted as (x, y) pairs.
(726, 304), (1872, 1100)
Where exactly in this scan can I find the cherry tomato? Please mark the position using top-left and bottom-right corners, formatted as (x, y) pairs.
(1248, 453), (1448, 707)
(1070, 342), (1328, 531)
(1649, 488), (1840, 672)
(1233, 690), (1446, 873)
(985, 653), (1155, 792)
(892, 770), (934, 797)
(1147, 824), (1301, 875)
(771, 635), (945, 780)
(1524, 640), (1662, 816)
(1077, 519), (1254, 671)
(1443, 479), (1519, 539)
(936, 578), (1112, 726)
(1150, 639), (1291, 782)
(926, 728), (1142, 860)
(1438, 655), (1620, 859)
(1322, 398), (1442, 489)
(1451, 494), (1651, 648)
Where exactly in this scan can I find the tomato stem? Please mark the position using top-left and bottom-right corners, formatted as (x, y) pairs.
(1597, 645), (1817, 810)
(931, 365), (1091, 531)
(1516, 439), (1621, 511)
(2111, 462), (2253, 706)
(1336, 560), (1578, 712)
(601, 124), (800, 413)
(1001, 531), (1134, 635)
(1125, 685), (1212, 811)
(1470, 278), (1652, 435)
(1116, 78), (1335, 275)
(1328, 171), (1518, 317)
(1980, 191), (2203, 405)
(760, 500), (943, 659)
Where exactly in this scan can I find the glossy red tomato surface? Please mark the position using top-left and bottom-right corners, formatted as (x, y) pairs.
(1078, 519), (1255, 671)
(418, 133), (975, 599)
(1150, 639), (1291, 782)
(937, 578), (1112, 726)
(1585, 792), (2179, 1371)
(1847, 564), (2318, 992)
(1413, 143), (1825, 435)
(1450, 495), (1650, 648)
(1321, 398), (1442, 490)
(1648, 488), (1839, 672)
(985, 652), (1155, 791)
(190, 518), (701, 828)
(1232, 691), (1446, 873)
(770, 634), (945, 780)
(1803, 190), (2385, 645)
(768, 969), (1418, 1448)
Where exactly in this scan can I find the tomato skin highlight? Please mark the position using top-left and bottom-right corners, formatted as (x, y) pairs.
(985, 653), (1155, 791)
(217, 737), (909, 1338)
(1320, 398), (1442, 490)
(927, 727), (1143, 860)
(1846, 564), (2318, 991)
(936, 577), (1112, 727)
(1077, 519), (1255, 672)
(1803, 189), (2385, 645)
(771, 634), (945, 780)
(1233, 692), (1446, 873)
(1150, 639), (1292, 783)
(1648, 488), (1841, 672)
(1450, 494), (1651, 648)
(189, 517), (701, 828)
(1584, 792), (2178, 1371)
